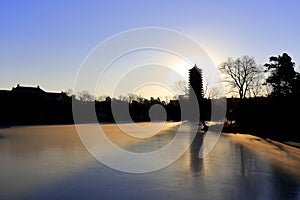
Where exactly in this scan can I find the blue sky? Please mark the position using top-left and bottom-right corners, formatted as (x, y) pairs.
(1, 0), (300, 97)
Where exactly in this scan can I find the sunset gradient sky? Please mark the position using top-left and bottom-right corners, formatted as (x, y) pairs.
(1, 0), (299, 98)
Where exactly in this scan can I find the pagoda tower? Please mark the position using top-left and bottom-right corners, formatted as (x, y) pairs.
(188, 64), (207, 130)
(188, 64), (204, 101)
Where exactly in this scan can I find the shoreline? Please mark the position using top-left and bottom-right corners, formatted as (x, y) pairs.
(0, 120), (182, 128)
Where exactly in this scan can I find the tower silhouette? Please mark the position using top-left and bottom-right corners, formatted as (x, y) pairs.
(189, 64), (204, 100)
(188, 64), (207, 130)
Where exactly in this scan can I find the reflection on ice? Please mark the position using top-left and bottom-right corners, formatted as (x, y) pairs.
(0, 123), (299, 199)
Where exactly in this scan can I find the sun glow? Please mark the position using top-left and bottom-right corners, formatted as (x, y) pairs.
(174, 59), (191, 81)
(134, 84), (175, 101)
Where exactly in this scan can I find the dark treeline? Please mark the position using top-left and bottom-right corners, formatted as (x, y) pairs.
(0, 86), (201, 125)
(0, 52), (299, 137)
(0, 84), (299, 137)
(223, 53), (300, 136)
(225, 96), (300, 135)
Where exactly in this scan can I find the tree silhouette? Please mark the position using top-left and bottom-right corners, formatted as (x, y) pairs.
(248, 65), (266, 97)
(292, 72), (300, 96)
(264, 53), (297, 96)
(219, 56), (261, 99)
(174, 80), (189, 96)
(77, 90), (95, 102)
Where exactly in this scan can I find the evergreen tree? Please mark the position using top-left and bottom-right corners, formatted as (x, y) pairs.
(264, 53), (298, 96)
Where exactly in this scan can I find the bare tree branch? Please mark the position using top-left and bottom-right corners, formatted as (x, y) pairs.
(174, 80), (189, 96)
(219, 56), (263, 99)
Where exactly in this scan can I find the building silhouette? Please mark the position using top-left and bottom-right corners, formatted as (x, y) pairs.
(10, 84), (68, 101)
(189, 64), (204, 100)
(188, 64), (207, 130)
(0, 84), (72, 125)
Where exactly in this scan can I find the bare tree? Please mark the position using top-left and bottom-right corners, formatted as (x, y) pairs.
(219, 56), (261, 99)
(77, 90), (95, 102)
(207, 86), (223, 99)
(248, 75), (265, 97)
(264, 83), (273, 96)
(246, 65), (266, 97)
(174, 80), (189, 96)
(202, 78), (223, 99)
(118, 95), (129, 102)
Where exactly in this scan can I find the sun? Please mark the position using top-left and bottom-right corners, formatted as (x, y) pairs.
(174, 59), (191, 81)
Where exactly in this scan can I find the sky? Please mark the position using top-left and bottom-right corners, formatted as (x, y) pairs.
(1, 0), (300, 98)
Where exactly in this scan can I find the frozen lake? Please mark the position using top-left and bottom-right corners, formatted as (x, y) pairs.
(0, 123), (299, 200)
